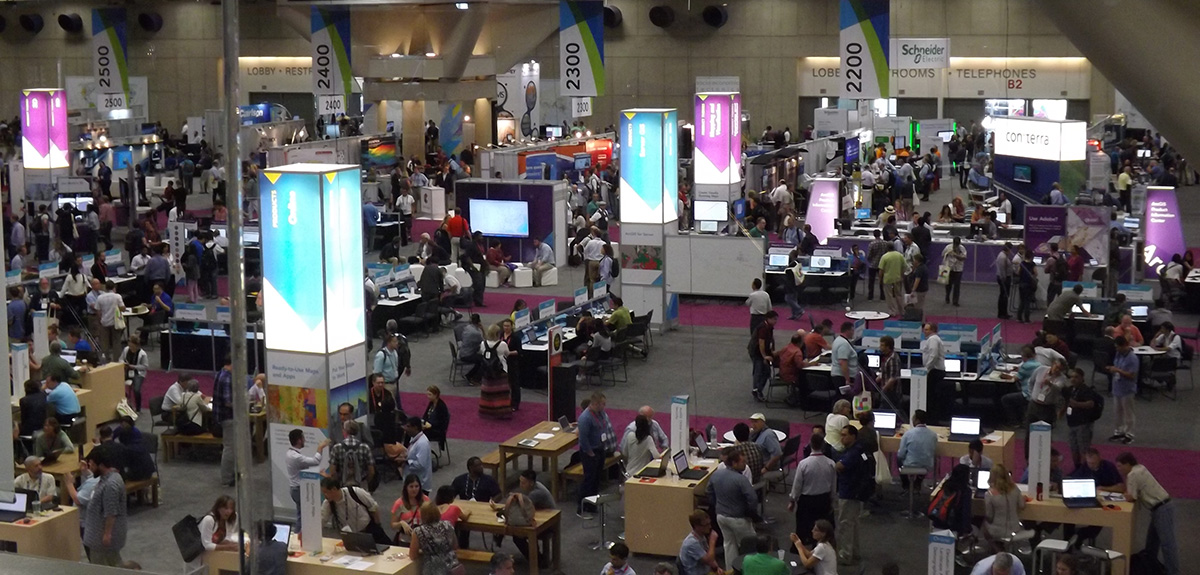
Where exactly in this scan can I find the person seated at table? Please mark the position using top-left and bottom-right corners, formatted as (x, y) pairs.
(491, 469), (556, 568)
(1103, 293), (1130, 326)
(177, 379), (210, 436)
(248, 374), (267, 410)
(897, 409), (937, 488)
(1042, 332), (1071, 358)
(600, 542), (634, 575)
(113, 416), (143, 448)
(937, 205), (955, 224)
(574, 311), (597, 343)
(1112, 314), (1143, 346)
(970, 551), (1026, 575)
(40, 343), (78, 387)
(255, 521), (288, 575)
(33, 416), (75, 457)
(160, 373), (193, 425)
(18, 379), (47, 437)
(950, 197), (967, 221)
(777, 332), (818, 394)
(390, 474), (430, 546)
(199, 495), (242, 553)
(959, 439), (994, 471)
(435, 487), (470, 527)
(487, 241), (513, 286)
(148, 283), (174, 326)
(1150, 321), (1183, 361)
(508, 299), (528, 323)
(43, 374), (81, 424)
(15, 455), (58, 505)
(579, 323), (614, 371)
(67, 327), (94, 356)
(804, 322), (832, 359)
(620, 415), (661, 477)
(606, 296), (632, 335)
(824, 399), (853, 455)
(1059, 448), (1122, 547)
(790, 519), (838, 575)
(450, 457), (500, 548)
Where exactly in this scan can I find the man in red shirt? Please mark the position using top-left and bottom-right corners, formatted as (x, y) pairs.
(776, 332), (818, 390)
(486, 242), (512, 286)
(445, 211), (470, 261)
(1066, 244), (1085, 282)
(803, 323), (831, 359)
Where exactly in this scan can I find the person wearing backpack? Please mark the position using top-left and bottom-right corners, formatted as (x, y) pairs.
(477, 324), (512, 420)
(183, 235), (203, 302)
(590, 201), (612, 241)
(1064, 367), (1102, 470)
(199, 232), (223, 299)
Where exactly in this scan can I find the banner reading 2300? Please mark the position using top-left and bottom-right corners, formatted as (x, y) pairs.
(839, 0), (889, 100)
(559, 1), (605, 97)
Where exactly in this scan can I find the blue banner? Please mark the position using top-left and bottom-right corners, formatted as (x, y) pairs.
(261, 169), (331, 354)
(619, 109), (678, 224)
(559, 1), (605, 97)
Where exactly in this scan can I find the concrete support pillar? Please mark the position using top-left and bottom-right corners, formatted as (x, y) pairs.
(402, 100), (426, 162)
(370, 100), (388, 135)
(473, 98), (493, 149)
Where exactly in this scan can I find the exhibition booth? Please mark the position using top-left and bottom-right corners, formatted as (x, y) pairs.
(478, 133), (614, 180)
(453, 178), (569, 268)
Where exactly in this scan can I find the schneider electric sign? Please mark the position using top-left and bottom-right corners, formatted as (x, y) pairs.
(892, 38), (949, 69)
(991, 117), (1086, 162)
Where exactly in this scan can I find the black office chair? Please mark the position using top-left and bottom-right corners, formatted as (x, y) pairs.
(447, 341), (476, 386)
(429, 410), (451, 470)
(148, 395), (171, 433)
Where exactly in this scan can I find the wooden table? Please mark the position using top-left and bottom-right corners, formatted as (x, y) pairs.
(0, 505), (83, 561)
(456, 500), (561, 575)
(15, 456), (82, 505)
(496, 421), (578, 499)
(77, 363), (126, 445)
(206, 534), (417, 575)
(624, 459), (718, 556)
(854, 422), (1017, 470)
(970, 491), (1136, 575)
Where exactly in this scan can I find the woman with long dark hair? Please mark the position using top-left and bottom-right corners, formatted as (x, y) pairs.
(390, 474), (429, 546)
(499, 319), (522, 411)
(198, 495), (240, 552)
(792, 518), (837, 575)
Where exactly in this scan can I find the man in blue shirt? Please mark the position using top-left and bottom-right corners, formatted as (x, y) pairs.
(749, 413), (783, 479)
(148, 283), (174, 325)
(897, 409), (938, 489)
(400, 417), (432, 489)
(362, 200), (379, 252)
(44, 374), (81, 423)
(1107, 336), (1139, 444)
(835, 425), (872, 565)
(831, 321), (859, 389)
(7, 286), (26, 341)
(213, 356), (235, 486)
(576, 391), (613, 517)
(1061, 447), (1125, 547)
(678, 510), (721, 575)
(1001, 345), (1040, 426)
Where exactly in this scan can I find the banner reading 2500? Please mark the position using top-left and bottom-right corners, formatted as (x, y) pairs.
(839, 0), (889, 100)
(91, 8), (130, 108)
(311, 7), (353, 112)
(559, 1), (605, 97)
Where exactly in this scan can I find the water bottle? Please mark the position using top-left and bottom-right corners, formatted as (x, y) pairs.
(31, 500), (41, 517)
(1036, 482), (1044, 502)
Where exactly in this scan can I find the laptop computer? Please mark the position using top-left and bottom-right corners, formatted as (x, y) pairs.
(40, 449), (63, 465)
(944, 358), (962, 376)
(810, 256), (831, 271)
(673, 450), (708, 480)
(974, 470), (991, 499)
(1062, 479), (1102, 509)
(341, 531), (389, 555)
(694, 435), (722, 459)
(634, 456), (668, 479)
(866, 353), (881, 369)
(386, 287), (400, 299)
(947, 417), (982, 443)
(874, 411), (898, 437)
(272, 522), (292, 544)
(557, 416), (571, 430)
(0, 492), (29, 523)
(1072, 302), (1092, 314)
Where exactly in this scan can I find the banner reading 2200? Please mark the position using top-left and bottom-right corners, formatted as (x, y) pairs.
(839, 0), (889, 100)
(559, 1), (605, 97)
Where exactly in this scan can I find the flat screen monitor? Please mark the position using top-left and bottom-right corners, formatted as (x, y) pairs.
(855, 208), (872, 220)
(1123, 217), (1140, 230)
(574, 157), (590, 170)
(937, 130), (955, 143)
(874, 411), (898, 430)
(768, 254), (789, 267)
(949, 417), (981, 437)
(1013, 164), (1033, 183)
(976, 470), (991, 490)
(995, 212), (1008, 224)
(944, 358), (962, 374)
(243, 230), (260, 244)
(894, 136), (907, 149)
(1062, 479), (1097, 499)
(1130, 305), (1148, 316)
(693, 200), (727, 221)
(57, 195), (92, 212)
(468, 199), (530, 238)
(698, 221), (718, 233)
(545, 126), (564, 138)
(272, 523), (292, 544)
(810, 256), (831, 270)
(0, 492), (27, 513)
(867, 353), (880, 368)
(1072, 302), (1092, 314)
(1137, 149), (1152, 159)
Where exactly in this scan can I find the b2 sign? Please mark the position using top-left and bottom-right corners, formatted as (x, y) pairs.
(892, 38), (949, 69)
(991, 117), (1086, 162)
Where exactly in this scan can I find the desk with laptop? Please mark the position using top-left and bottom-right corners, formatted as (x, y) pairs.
(624, 451), (719, 556)
(855, 415), (1017, 471)
(206, 528), (417, 575)
(0, 502), (82, 561)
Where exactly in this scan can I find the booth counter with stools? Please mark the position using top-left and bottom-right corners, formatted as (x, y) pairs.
(0, 506), (83, 561)
(624, 458), (718, 556)
(206, 534), (417, 575)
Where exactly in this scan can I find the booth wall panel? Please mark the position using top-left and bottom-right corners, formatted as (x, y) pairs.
(896, 99), (938, 122)
(942, 99), (988, 127)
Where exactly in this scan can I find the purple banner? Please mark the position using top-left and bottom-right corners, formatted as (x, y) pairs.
(693, 93), (740, 185)
(1144, 186), (1184, 278)
(1024, 205), (1111, 265)
(806, 178), (841, 243)
(20, 89), (69, 170)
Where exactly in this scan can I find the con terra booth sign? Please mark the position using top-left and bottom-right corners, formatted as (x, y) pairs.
(798, 57), (1091, 98)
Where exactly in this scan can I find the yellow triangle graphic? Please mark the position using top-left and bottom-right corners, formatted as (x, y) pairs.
(264, 172), (282, 184)
(325, 173), (337, 183)
(698, 95), (708, 101)
(22, 91), (30, 97)
(623, 112), (636, 120)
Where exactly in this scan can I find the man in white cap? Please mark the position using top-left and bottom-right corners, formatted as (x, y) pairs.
(623, 406), (669, 452)
(749, 413), (783, 480)
(15, 455), (58, 505)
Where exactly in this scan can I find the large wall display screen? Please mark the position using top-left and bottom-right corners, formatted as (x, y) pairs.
(469, 199), (531, 238)
(21, 89), (69, 170)
(991, 116), (1086, 162)
(619, 109), (678, 224)
(260, 164), (364, 354)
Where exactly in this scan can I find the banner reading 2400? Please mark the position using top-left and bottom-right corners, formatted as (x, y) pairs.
(839, 0), (889, 100)
(311, 7), (353, 115)
(91, 8), (130, 111)
(559, 1), (605, 97)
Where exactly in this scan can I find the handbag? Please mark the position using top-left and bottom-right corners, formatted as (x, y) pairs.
(936, 265), (951, 285)
(114, 306), (126, 331)
(344, 487), (392, 545)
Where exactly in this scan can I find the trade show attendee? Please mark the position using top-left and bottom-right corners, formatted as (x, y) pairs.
(1025, 358), (1067, 431)
(877, 335), (903, 407)
(787, 433), (836, 545)
(1113, 314), (1144, 346)
(529, 237), (555, 286)
(198, 495), (241, 553)
(749, 413), (783, 479)
(824, 400), (853, 454)
(622, 406), (669, 452)
(835, 425), (872, 565)
(910, 253), (929, 314)
(921, 323), (950, 421)
(959, 439), (994, 470)
(707, 448), (759, 565)
(321, 477), (386, 543)
(983, 463), (1024, 542)
(1016, 249), (1038, 323)
(15, 455), (57, 505)
(1107, 336), (1139, 444)
(750, 311), (778, 402)
(879, 245), (906, 317)
(831, 321), (859, 391)
(1116, 453), (1178, 575)
(368, 374), (398, 444)
(746, 278), (772, 335)
(994, 243), (1014, 319)
(451, 457), (502, 504)
(373, 334), (411, 396)
(621, 415), (659, 478)
(44, 373), (81, 423)
(941, 236), (967, 306)
(678, 510), (721, 575)
(329, 420), (374, 488)
(897, 410), (937, 488)
(576, 392), (615, 517)
(83, 445), (129, 566)
(1064, 368), (1101, 469)
(582, 227), (605, 299)
(969, 551), (1025, 575)
(790, 519), (837, 575)
(119, 339), (149, 412)
(17, 379), (47, 437)
(803, 322), (831, 359)
(286, 429), (331, 520)
(866, 229), (889, 301)
(785, 253), (806, 319)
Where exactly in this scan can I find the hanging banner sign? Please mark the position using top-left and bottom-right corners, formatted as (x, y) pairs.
(839, 0), (889, 99)
(1143, 186), (1184, 278)
(91, 8), (131, 105)
(559, 1), (606, 97)
(311, 8), (353, 98)
(892, 38), (949, 69)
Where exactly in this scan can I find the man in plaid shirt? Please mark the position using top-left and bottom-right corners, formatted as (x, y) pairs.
(877, 335), (903, 408)
(866, 229), (890, 301)
(731, 423), (767, 484)
(330, 420), (375, 488)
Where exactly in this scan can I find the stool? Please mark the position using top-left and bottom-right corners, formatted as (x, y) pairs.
(899, 467), (927, 519)
(997, 529), (1036, 559)
(1080, 546), (1125, 575)
(485, 270), (500, 288)
(583, 493), (621, 550)
(513, 267), (533, 288)
(1033, 539), (1070, 574)
(541, 267), (559, 286)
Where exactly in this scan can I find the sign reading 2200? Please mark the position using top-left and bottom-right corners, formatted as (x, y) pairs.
(843, 42), (865, 94)
(314, 44), (333, 91)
